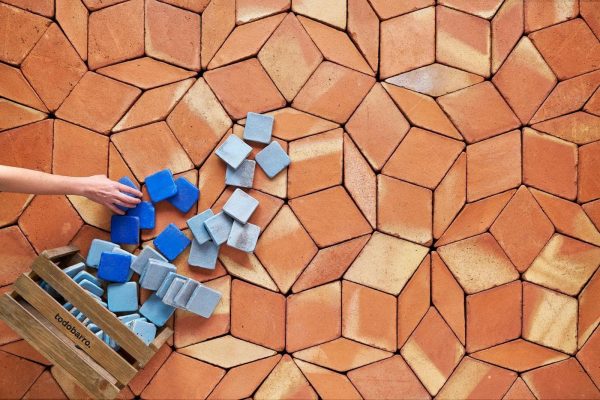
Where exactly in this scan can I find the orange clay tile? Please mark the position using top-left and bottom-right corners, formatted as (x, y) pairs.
(0, 63), (46, 112)
(55, 0), (88, 61)
(490, 186), (554, 272)
(254, 205), (317, 293)
(492, 37), (557, 124)
(69, 194), (111, 232)
(529, 19), (600, 80)
(128, 344), (171, 395)
(579, 141), (600, 202)
(471, 339), (569, 372)
(368, 0), (432, 19)
(235, 0), (289, 24)
(111, 122), (194, 181)
(287, 282), (341, 352)
(438, 0), (503, 18)
(346, 83), (410, 171)
(466, 281), (522, 352)
(584, 199), (600, 230)
(141, 353), (224, 400)
(293, 337), (392, 372)
(532, 111), (600, 145)
(344, 132), (376, 227)
(0, 226), (36, 286)
(401, 307), (464, 396)
(291, 0), (346, 30)
(434, 153), (466, 239)
(1, 0), (54, 17)
(23, 370), (67, 400)
(0, 3), (51, 65)
(0, 193), (33, 228)
(69, 225), (111, 258)
(347, 356), (429, 400)
(383, 127), (464, 190)
(0, 119), (53, 171)
(53, 120), (108, 177)
(204, 59), (286, 120)
(377, 175), (433, 245)
(581, 0), (600, 37)
(289, 186), (372, 248)
(522, 282), (577, 354)
(293, 61), (375, 124)
(50, 365), (96, 400)
(436, 6), (491, 77)
(0, 351), (45, 400)
(397, 254), (430, 347)
(231, 280), (286, 351)
(431, 252), (465, 344)
(342, 280), (396, 351)
(292, 235), (370, 293)
(179, 335), (276, 368)
(160, 0), (210, 12)
(200, 0), (235, 69)
(251, 108), (338, 141)
(208, 355), (281, 400)
(437, 233), (519, 294)
(491, 0), (524, 73)
(524, 0), (578, 33)
(578, 268), (600, 347)
(523, 128), (578, 200)
(347, 0), (379, 72)
(0, 99), (47, 131)
(145, 0), (201, 71)
(219, 246), (278, 291)
(97, 57), (196, 90)
(295, 359), (362, 400)
(522, 358), (600, 400)
(82, 0), (129, 11)
(380, 7), (435, 79)
(437, 81), (520, 144)
(108, 142), (136, 184)
(436, 357), (517, 400)
(578, 328), (600, 387)
(345, 232), (429, 295)
(254, 355), (317, 400)
(87, 0), (144, 70)
(288, 129), (342, 198)
(504, 378), (536, 400)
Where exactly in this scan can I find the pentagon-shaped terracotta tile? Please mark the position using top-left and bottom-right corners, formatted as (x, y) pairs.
(255, 355), (317, 399)
(433, 153), (466, 239)
(69, 224), (111, 258)
(578, 268), (600, 348)
(524, 0), (578, 32)
(160, 0), (210, 13)
(439, 0), (503, 18)
(343, 132), (376, 227)
(0, 225), (36, 286)
(504, 378), (536, 400)
(0, 351), (45, 399)
(219, 246), (278, 291)
(53, 120), (108, 177)
(22, 370), (67, 400)
(368, 0), (433, 19)
(579, 140), (600, 202)
(0, 99), (47, 132)
(1, 0), (54, 17)
(577, 327), (600, 387)
(532, 111), (600, 145)
(55, 0), (88, 61)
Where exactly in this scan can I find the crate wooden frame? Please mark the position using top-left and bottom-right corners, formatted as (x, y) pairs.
(0, 246), (172, 399)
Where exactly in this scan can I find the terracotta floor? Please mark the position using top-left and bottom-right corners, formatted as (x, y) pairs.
(1, 0), (600, 399)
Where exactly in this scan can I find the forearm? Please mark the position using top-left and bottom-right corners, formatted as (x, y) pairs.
(0, 166), (88, 196)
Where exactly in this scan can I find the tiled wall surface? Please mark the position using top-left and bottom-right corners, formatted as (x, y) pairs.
(1, 0), (600, 399)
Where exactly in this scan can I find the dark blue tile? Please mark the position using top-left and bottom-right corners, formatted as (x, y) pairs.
(126, 201), (156, 229)
(98, 252), (131, 283)
(117, 176), (139, 212)
(111, 215), (140, 245)
(153, 223), (191, 261)
(145, 169), (177, 203)
(167, 177), (200, 213)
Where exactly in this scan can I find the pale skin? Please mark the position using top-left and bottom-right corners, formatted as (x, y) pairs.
(0, 166), (142, 215)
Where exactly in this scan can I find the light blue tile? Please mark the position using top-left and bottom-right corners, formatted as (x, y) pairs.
(118, 313), (141, 324)
(156, 272), (179, 299)
(161, 277), (187, 307)
(139, 260), (177, 291)
(87, 239), (120, 268)
(188, 239), (219, 270)
(173, 280), (198, 308)
(140, 294), (175, 327)
(216, 135), (252, 169)
(223, 188), (259, 224)
(187, 209), (215, 245)
(63, 262), (85, 278)
(131, 246), (167, 275)
(80, 279), (104, 297)
(73, 271), (102, 287)
(107, 282), (138, 313)
(243, 112), (273, 144)
(204, 212), (233, 245)
(227, 221), (260, 253)
(127, 319), (156, 345)
(225, 159), (255, 188)
(255, 141), (290, 178)
(185, 284), (222, 318)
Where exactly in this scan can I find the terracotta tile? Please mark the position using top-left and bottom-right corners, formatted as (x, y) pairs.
(524, 0), (578, 32)
(142, 353), (224, 399)
(577, 327), (600, 387)
(235, 0), (289, 24)
(493, 37), (557, 124)
(208, 355), (280, 400)
(108, 143), (135, 184)
(385, 63), (484, 98)
(53, 120), (108, 177)
(287, 282), (341, 352)
(0, 351), (45, 399)
(298, 15), (372, 75)
(472, 339), (569, 372)
(1, 0), (54, 17)
(383, 84), (462, 140)
(380, 7), (435, 79)
(160, 0), (210, 12)
(293, 61), (375, 124)
(437, 82), (520, 144)
(347, 0), (379, 72)
(344, 133), (376, 227)
(436, 357), (517, 400)
(208, 14), (285, 70)
(348, 355), (429, 400)
(23, 370), (67, 400)
(522, 358), (600, 399)
(292, 235), (370, 293)
(397, 255), (430, 347)
(384, 128), (464, 190)
(436, 6), (491, 77)
(293, 337), (392, 372)
(257, 14), (322, 102)
(0, 226), (35, 286)
(82, 0), (128, 10)
(231, 280), (285, 351)
(204, 59), (286, 120)
(70, 225), (110, 258)
(128, 345), (171, 395)
(179, 335), (276, 368)
(431, 252), (465, 344)
(491, 0), (524, 73)
(378, 175), (432, 245)
(437, 233), (519, 294)
(49, 366), (90, 400)
(167, 78), (231, 166)
(368, 0), (432, 19)
(0, 119), (52, 171)
(438, 0), (503, 18)
(401, 307), (465, 396)
(253, 356), (316, 399)
(145, 0), (201, 70)
(295, 359), (361, 400)
(97, 57), (196, 90)
(532, 111), (600, 145)
(523, 128), (578, 200)
(0, 63), (46, 112)
(87, 0), (143, 69)
(0, 99), (47, 131)
(579, 141), (600, 203)
(291, 0), (346, 29)
(529, 19), (600, 80)
(346, 83), (409, 171)
(345, 232), (429, 295)
(584, 88), (600, 116)
(201, 0), (235, 69)
(581, 0), (600, 37)
(531, 70), (600, 124)
(288, 129), (343, 198)
(55, 0), (88, 61)
(0, 3), (51, 65)
(503, 378), (536, 400)
(434, 153), (466, 239)
(111, 122), (194, 181)
(579, 268), (600, 347)
(289, 186), (372, 248)
(243, 190), (283, 231)
(248, 108), (338, 141)
(583, 199), (600, 232)
(0, 193), (33, 228)
(522, 282), (577, 354)
(219, 246), (278, 291)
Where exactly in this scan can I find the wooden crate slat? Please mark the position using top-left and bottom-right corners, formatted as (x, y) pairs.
(150, 326), (173, 352)
(0, 295), (121, 399)
(14, 275), (138, 385)
(41, 246), (80, 261)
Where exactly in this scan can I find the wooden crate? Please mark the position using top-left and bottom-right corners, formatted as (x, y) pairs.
(0, 246), (173, 399)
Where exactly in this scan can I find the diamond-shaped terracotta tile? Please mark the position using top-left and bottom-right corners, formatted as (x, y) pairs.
(249, 108), (338, 141)
(434, 153), (466, 239)
(236, 0), (289, 24)
(533, 111), (600, 145)
(577, 327), (600, 387)
(55, 0), (88, 61)
(179, 335), (276, 368)
(471, 339), (569, 372)
(291, 0), (346, 30)
(397, 254), (430, 347)
(431, 252), (465, 344)
(53, 120), (108, 177)
(97, 57), (196, 89)
(1, 0), (54, 17)
(579, 140), (600, 203)
(439, 0), (503, 18)
(0, 351), (45, 400)
(578, 267), (600, 348)
(295, 359), (361, 400)
(219, 246), (278, 291)
(491, 0), (524, 74)
(22, 370), (66, 400)
(201, 0), (235, 69)
(255, 355), (317, 400)
(343, 133), (376, 228)
(0, 225), (36, 287)
(0, 63), (46, 112)
(0, 99), (47, 131)
(208, 355), (281, 400)
(347, 0), (379, 72)
(0, 3), (51, 65)
(522, 358), (600, 400)
(504, 377), (536, 400)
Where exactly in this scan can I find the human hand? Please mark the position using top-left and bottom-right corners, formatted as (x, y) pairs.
(80, 175), (142, 215)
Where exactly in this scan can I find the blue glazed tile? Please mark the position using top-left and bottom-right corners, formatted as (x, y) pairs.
(87, 239), (120, 267)
(215, 135), (252, 169)
(111, 248), (135, 280)
(223, 188), (259, 224)
(80, 279), (104, 297)
(107, 282), (138, 313)
(153, 223), (191, 261)
(127, 201), (155, 230)
(117, 176), (140, 211)
(243, 112), (274, 144)
(145, 169), (177, 203)
(111, 215), (140, 245)
(227, 221), (260, 253)
(98, 252), (131, 283)
(140, 294), (175, 327)
(161, 277), (187, 307)
(185, 284), (222, 318)
(255, 141), (290, 178)
(188, 238), (219, 269)
(131, 246), (167, 275)
(173, 280), (199, 308)
(203, 212), (233, 245)
(87, 323), (101, 333)
(187, 209), (214, 245)
(140, 260), (177, 291)
(156, 271), (184, 298)
(127, 319), (156, 345)
(167, 177), (200, 213)
(63, 262), (85, 278)
(118, 313), (141, 324)
(225, 159), (255, 188)
(73, 271), (102, 287)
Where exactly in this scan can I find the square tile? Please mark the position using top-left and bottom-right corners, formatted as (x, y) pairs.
(223, 189), (259, 224)
(255, 141), (290, 178)
(107, 282), (138, 313)
(215, 135), (252, 169)
(140, 259), (177, 291)
(87, 239), (120, 267)
(185, 284), (222, 318)
(111, 215), (140, 245)
(131, 246), (167, 275)
(140, 294), (175, 327)
(225, 159), (256, 188)
(167, 176), (200, 213)
(204, 212), (234, 245)
(98, 252), (131, 283)
(243, 112), (274, 143)
(187, 209), (215, 245)
(188, 238), (220, 269)
(153, 223), (192, 261)
(227, 220), (260, 252)
(145, 169), (178, 203)
(126, 201), (156, 230)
